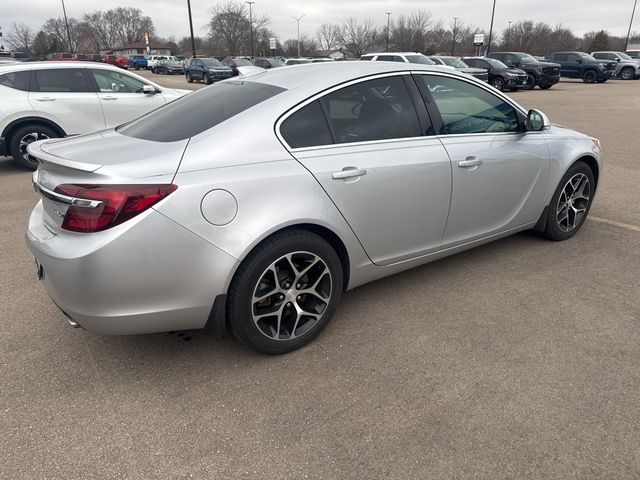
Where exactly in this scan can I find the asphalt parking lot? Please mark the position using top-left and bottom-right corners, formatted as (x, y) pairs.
(2, 75), (640, 479)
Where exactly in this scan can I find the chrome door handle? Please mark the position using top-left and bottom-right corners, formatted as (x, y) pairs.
(100, 96), (118, 100)
(35, 97), (56, 102)
(458, 157), (483, 168)
(331, 167), (368, 180)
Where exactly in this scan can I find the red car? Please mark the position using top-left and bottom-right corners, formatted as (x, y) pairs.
(102, 54), (130, 69)
(46, 52), (75, 61)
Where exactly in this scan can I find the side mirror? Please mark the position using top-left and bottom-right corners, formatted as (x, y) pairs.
(142, 85), (157, 95)
(526, 109), (550, 132)
(616, 57), (621, 62)
(576, 59), (583, 64)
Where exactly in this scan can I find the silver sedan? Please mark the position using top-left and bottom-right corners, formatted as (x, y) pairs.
(26, 62), (602, 354)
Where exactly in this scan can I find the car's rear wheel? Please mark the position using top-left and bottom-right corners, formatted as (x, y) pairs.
(10, 124), (57, 171)
(620, 67), (634, 80)
(228, 230), (343, 354)
(525, 73), (537, 90)
(543, 161), (595, 241)
(582, 70), (597, 83)
(491, 77), (505, 91)
(186, 72), (193, 83)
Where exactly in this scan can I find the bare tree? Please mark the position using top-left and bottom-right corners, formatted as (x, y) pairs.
(339, 17), (377, 57)
(42, 17), (81, 51)
(316, 23), (340, 51)
(208, 0), (270, 55)
(6, 22), (35, 54)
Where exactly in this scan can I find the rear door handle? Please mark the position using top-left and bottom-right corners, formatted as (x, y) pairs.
(100, 96), (118, 100)
(35, 97), (56, 102)
(458, 157), (483, 168)
(331, 167), (368, 180)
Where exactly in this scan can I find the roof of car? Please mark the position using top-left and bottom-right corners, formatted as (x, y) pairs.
(362, 52), (423, 56)
(245, 61), (466, 93)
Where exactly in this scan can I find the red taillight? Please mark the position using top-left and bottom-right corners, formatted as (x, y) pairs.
(53, 184), (177, 233)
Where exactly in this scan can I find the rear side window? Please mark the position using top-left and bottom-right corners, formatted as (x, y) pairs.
(553, 54), (568, 62)
(118, 81), (286, 142)
(280, 100), (332, 148)
(33, 68), (92, 92)
(0, 71), (30, 91)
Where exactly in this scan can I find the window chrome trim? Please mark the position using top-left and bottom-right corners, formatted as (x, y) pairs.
(275, 70), (530, 152)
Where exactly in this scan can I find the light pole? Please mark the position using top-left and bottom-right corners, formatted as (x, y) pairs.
(507, 20), (512, 49)
(486, 0), (497, 55)
(292, 14), (305, 57)
(385, 12), (391, 52)
(246, 1), (255, 57)
(451, 17), (459, 56)
(625, 0), (638, 51)
(187, 0), (197, 58)
(61, 0), (73, 53)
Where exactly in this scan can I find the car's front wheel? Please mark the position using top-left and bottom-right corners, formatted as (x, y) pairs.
(186, 72), (193, 83)
(228, 230), (344, 354)
(203, 73), (212, 85)
(543, 161), (595, 241)
(620, 67), (635, 80)
(582, 70), (597, 83)
(525, 73), (537, 90)
(491, 77), (505, 91)
(10, 124), (58, 170)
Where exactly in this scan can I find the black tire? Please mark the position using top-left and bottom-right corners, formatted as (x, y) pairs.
(525, 73), (537, 90)
(491, 76), (506, 91)
(582, 70), (597, 83)
(620, 67), (634, 80)
(228, 230), (344, 354)
(203, 73), (212, 85)
(135, 66), (140, 70)
(9, 124), (58, 170)
(186, 72), (193, 83)
(539, 84), (553, 90)
(543, 161), (595, 241)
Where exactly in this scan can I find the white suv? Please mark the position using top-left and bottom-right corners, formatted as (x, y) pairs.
(147, 55), (173, 71)
(0, 62), (189, 169)
(360, 52), (437, 64)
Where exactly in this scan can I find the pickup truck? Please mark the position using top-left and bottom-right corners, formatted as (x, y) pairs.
(487, 52), (561, 89)
(548, 51), (616, 83)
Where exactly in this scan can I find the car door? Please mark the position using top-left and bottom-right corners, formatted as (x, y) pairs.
(414, 73), (550, 247)
(280, 74), (452, 266)
(28, 67), (105, 134)
(87, 68), (166, 127)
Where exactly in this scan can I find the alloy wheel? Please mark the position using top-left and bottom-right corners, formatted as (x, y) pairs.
(19, 132), (49, 165)
(556, 173), (591, 232)
(251, 251), (332, 341)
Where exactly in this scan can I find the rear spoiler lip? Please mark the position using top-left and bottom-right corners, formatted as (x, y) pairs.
(27, 140), (103, 173)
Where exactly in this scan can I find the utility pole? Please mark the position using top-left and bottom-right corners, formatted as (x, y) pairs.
(486, 0), (497, 55)
(292, 14), (305, 58)
(507, 21), (512, 49)
(246, 2), (255, 57)
(385, 12), (391, 52)
(61, 0), (73, 53)
(625, 0), (638, 51)
(187, 0), (197, 58)
(451, 17), (459, 56)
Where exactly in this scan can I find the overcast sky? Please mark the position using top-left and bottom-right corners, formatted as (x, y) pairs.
(1, 0), (637, 43)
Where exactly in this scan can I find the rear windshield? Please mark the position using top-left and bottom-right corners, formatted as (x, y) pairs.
(118, 81), (286, 142)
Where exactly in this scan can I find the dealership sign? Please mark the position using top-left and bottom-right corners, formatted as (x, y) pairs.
(473, 34), (485, 46)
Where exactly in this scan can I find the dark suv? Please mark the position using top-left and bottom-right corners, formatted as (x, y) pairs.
(488, 52), (561, 89)
(462, 57), (528, 91)
(548, 52), (616, 83)
(184, 57), (233, 84)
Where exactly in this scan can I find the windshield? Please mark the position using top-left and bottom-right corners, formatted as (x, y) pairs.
(440, 57), (468, 68)
(514, 53), (537, 63)
(165, 60), (181, 66)
(617, 52), (632, 60)
(405, 55), (435, 65)
(234, 58), (253, 66)
(577, 52), (598, 62)
(202, 58), (223, 67)
(484, 58), (507, 69)
(269, 59), (284, 67)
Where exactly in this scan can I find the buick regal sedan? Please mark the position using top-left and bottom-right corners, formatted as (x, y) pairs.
(26, 62), (601, 354)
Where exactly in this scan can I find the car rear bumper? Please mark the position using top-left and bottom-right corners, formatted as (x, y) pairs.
(26, 201), (238, 335)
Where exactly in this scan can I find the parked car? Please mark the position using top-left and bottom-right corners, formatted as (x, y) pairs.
(46, 52), (75, 61)
(102, 54), (130, 69)
(72, 54), (88, 61)
(86, 54), (103, 62)
(429, 56), (489, 82)
(147, 55), (169, 71)
(128, 55), (148, 70)
(284, 58), (311, 65)
(154, 59), (185, 75)
(462, 57), (528, 91)
(185, 57), (234, 84)
(0, 62), (189, 169)
(253, 58), (284, 69)
(626, 50), (640, 59)
(360, 52), (436, 65)
(310, 58), (335, 62)
(487, 52), (561, 89)
(591, 51), (640, 80)
(222, 57), (254, 76)
(25, 62), (601, 354)
(547, 52), (616, 83)
(0, 51), (29, 61)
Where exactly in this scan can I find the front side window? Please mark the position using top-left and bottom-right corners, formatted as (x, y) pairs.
(280, 100), (333, 148)
(90, 69), (147, 93)
(0, 71), (30, 91)
(319, 75), (421, 144)
(514, 53), (537, 63)
(33, 68), (91, 92)
(416, 75), (520, 135)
